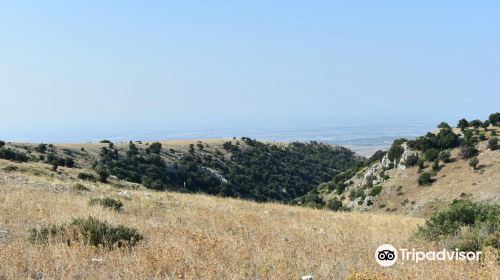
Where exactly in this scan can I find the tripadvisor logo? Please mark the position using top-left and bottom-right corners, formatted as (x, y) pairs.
(375, 244), (481, 267)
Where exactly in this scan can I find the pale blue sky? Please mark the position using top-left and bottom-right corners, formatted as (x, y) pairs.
(0, 1), (499, 142)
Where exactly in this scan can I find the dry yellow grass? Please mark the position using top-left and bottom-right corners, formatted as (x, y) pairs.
(0, 160), (498, 279)
(372, 140), (500, 216)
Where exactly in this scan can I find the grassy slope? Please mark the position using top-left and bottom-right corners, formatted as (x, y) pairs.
(0, 160), (498, 279)
(370, 134), (500, 217)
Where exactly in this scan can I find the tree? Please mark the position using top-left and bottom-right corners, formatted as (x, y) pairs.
(459, 145), (479, 159)
(488, 137), (498, 150)
(0, 140), (4, 148)
(148, 142), (162, 154)
(469, 119), (483, 129)
(418, 172), (433, 186)
(436, 128), (459, 149)
(489, 112), (500, 126)
(438, 150), (451, 163)
(97, 168), (109, 183)
(482, 120), (490, 130)
(424, 148), (440, 162)
(35, 143), (47, 153)
(432, 159), (440, 171)
(457, 119), (469, 131)
(469, 157), (479, 170)
(438, 122), (451, 129)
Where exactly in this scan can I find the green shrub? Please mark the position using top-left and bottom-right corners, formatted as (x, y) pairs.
(89, 197), (123, 211)
(457, 119), (469, 130)
(418, 172), (433, 186)
(432, 159), (440, 171)
(438, 150), (451, 163)
(387, 141), (405, 162)
(325, 199), (343, 211)
(459, 145), (479, 159)
(488, 137), (498, 150)
(73, 183), (90, 192)
(404, 154), (419, 167)
(469, 157), (479, 170)
(0, 148), (29, 162)
(438, 122), (451, 129)
(28, 217), (142, 249)
(415, 200), (500, 251)
(424, 148), (440, 162)
(35, 143), (47, 153)
(0, 140), (4, 148)
(491, 131), (497, 137)
(78, 172), (97, 182)
(3, 165), (18, 172)
(369, 185), (383, 196)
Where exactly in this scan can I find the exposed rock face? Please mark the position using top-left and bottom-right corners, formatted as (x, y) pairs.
(333, 141), (419, 211)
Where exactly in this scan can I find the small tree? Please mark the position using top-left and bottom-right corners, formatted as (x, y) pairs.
(418, 172), (433, 186)
(488, 137), (498, 150)
(432, 159), (440, 171)
(0, 140), (4, 148)
(459, 145), (479, 159)
(438, 122), (451, 129)
(469, 119), (483, 129)
(457, 119), (469, 131)
(438, 150), (451, 163)
(489, 112), (500, 126)
(148, 142), (162, 154)
(97, 168), (109, 183)
(35, 143), (47, 153)
(469, 157), (479, 170)
(425, 148), (440, 162)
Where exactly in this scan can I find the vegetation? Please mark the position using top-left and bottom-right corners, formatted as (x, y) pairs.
(488, 137), (498, 150)
(457, 118), (469, 130)
(95, 139), (361, 203)
(489, 112), (500, 126)
(0, 147), (29, 162)
(469, 157), (479, 170)
(416, 200), (500, 251)
(0, 140), (4, 148)
(89, 197), (123, 211)
(29, 217), (142, 249)
(418, 172), (433, 186)
(438, 150), (451, 163)
(387, 138), (406, 162)
(78, 172), (97, 182)
(403, 154), (419, 167)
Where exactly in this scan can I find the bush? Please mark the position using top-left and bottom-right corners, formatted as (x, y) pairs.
(404, 154), (419, 167)
(387, 141), (405, 162)
(146, 142), (162, 154)
(469, 157), (479, 170)
(488, 137), (498, 150)
(35, 143), (47, 153)
(3, 165), (18, 172)
(431, 159), (440, 171)
(491, 131), (497, 136)
(424, 148), (439, 162)
(325, 199), (344, 211)
(488, 112), (500, 126)
(415, 200), (500, 251)
(73, 183), (90, 192)
(0, 148), (29, 162)
(418, 172), (433, 186)
(100, 140), (112, 144)
(0, 140), (4, 148)
(469, 119), (483, 128)
(438, 150), (451, 163)
(437, 122), (451, 129)
(78, 172), (97, 182)
(28, 217), (143, 249)
(459, 145), (479, 159)
(457, 119), (469, 130)
(369, 185), (383, 196)
(89, 197), (123, 211)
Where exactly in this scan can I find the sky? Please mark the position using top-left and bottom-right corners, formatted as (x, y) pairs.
(0, 1), (499, 142)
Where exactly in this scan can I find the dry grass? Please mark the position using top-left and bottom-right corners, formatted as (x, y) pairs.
(0, 160), (498, 279)
(372, 140), (500, 217)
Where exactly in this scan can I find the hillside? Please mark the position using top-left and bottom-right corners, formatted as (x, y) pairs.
(317, 116), (500, 217)
(0, 138), (361, 204)
(0, 160), (498, 279)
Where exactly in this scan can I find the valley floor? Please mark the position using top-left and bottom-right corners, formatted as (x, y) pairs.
(0, 160), (498, 279)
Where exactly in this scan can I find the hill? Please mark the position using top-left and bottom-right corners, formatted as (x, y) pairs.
(0, 138), (361, 203)
(0, 160), (497, 279)
(316, 114), (500, 217)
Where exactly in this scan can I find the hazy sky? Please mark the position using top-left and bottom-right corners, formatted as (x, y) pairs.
(1, 1), (499, 141)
